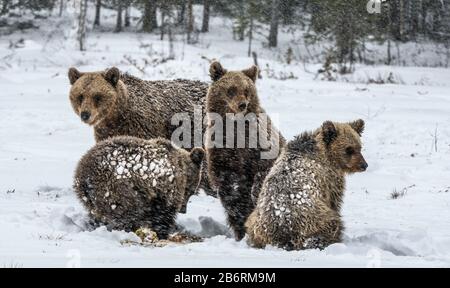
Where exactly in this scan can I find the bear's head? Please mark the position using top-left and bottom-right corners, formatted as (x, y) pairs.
(68, 67), (122, 126)
(208, 61), (260, 115)
(320, 119), (368, 174)
(179, 147), (205, 213)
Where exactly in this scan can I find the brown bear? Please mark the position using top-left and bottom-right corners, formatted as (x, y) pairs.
(68, 67), (213, 196)
(73, 136), (205, 239)
(205, 62), (285, 241)
(245, 120), (367, 250)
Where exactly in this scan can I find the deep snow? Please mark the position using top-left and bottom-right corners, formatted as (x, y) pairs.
(0, 7), (450, 268)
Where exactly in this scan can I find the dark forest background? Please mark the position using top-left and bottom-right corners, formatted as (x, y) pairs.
(1, 0), (449, 71)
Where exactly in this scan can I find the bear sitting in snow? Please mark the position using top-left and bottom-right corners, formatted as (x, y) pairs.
(73, 136), (204, 238)
(246, 120), (367, 250)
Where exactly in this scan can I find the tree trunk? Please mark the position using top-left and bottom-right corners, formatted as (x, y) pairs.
(410, 0), (419, 40)
(151, 1), (158, 29)
(268, 0), (280, 47)
(142, 1), (152, 32)
(59, 0), (65, 17)
(115, 1), (123, 33)
(168, 23), (175, 60)
(77, 0), (88, 51)
(252, 52), (262, 79)
(187, 0), (194, 44)
(178, 2), (186, 25)
(161, 12), (166, 40)
(237, 0), (245, 41)
(94, 0), (101, 27)
(125, 5), (131, 27)
(421, 1), (427, 36)
(201, 0), (210, 33)
(143, 0), (157, 32)
(248, 16), (253, 57)
(399, 0), (405, 41)
(387, 39), (391, 65)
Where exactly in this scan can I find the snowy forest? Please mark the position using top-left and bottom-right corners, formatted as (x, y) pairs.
(2, 0), (450, 69)
(0, 0), (450, 268)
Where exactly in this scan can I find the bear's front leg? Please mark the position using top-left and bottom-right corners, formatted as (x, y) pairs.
(146, 201), (178, 240)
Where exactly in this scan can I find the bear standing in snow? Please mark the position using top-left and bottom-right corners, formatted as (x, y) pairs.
(246, 120), (367, 250)
(205, 62), (285, 241)
(73, 136), (204, 238)
(68, 67), (207, 142)
(68, 67), (213, 196)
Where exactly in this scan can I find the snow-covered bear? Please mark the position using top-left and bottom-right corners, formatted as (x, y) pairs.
(246, 120), (367, 250)
(74, 136), (204, 238)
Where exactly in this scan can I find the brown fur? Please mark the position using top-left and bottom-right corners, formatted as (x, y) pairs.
(205, 62), (285, 240)
(73, 136), (204, 238)
(68, 67), (213, 195)
(246, 120), (367, 250)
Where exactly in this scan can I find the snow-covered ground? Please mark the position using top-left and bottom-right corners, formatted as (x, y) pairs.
(1, 8), (450, 268)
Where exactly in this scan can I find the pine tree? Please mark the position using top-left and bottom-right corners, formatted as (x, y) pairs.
(0, 1), (8, 16)
(279, 0), (303, 25)
(310, 0), (371, 71)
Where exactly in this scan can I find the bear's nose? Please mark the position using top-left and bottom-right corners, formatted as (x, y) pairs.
(80, 111), (91, 122)
(238, 102), (248, 111)
(360, 162), (368, 171)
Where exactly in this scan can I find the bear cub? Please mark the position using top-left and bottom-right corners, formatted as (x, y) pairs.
(206, 62), (284, 241)
(74, 136), (204, 238)
(246, 120), (367, 250)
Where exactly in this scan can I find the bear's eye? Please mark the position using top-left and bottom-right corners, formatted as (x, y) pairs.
(93, 94), (102, 104)
(244, 89), (250, 97)
(227, 87), (237, 98)
(345, 147), (355, 155)
(78, 95), (84, 104)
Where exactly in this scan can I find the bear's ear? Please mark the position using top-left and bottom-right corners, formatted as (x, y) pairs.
(242, 65), (259, 83)
(209, 61), (227, 82)
(322, 121), (337, 145)
(105, 67), (121, 87)
(349, 119), (365, 136)
(68, 67), (82, 85)
(190, 148), (205, 167)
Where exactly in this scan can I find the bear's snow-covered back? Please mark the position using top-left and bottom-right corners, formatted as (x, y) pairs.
(74, 136), (204, 238)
